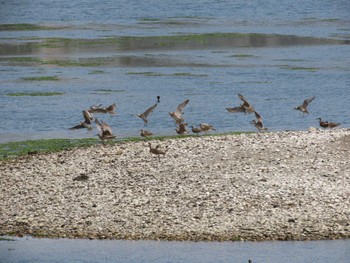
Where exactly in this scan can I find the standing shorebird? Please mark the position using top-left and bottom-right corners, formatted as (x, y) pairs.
(137, 103), (158, 126)
(140, 129), (153, 137)
(69, 110), (94, 131)
(95, 118), (116, 142)
(175, 123), (188, 135)
(191, 125), (202, 134)
(199, 123), (216, 133)
(148, 143), (167, 157)
(226, 93), (255, 114)
(169, 99), (189, 124)
(250, 111), (268, 132)
(294, 96), (315, 115)
(316, 118), (341, 128)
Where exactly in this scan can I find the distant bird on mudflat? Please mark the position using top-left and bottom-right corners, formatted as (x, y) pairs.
(175, 123), (188, 135)
(294, 96), (315, 115)
(317, 118), (341, 128)
(95, 118), (116, 142)
(199, 123), (216, 133)
(226, 93), (255, 114)
(169, 99), (189, 124)
(140, 129), (153, 137)
(137, 103), (157, 126)
(250, 111), (268, 132)
(69, 110), (94, 131)
(148, 143), (167, 156)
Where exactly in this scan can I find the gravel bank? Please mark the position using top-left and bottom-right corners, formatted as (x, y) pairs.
(1, 129), (349, 241)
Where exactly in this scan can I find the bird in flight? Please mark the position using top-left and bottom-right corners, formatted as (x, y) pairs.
(294, 96), (315, 115)
(137, 103), (158, 126)
(226, 93), (255, 114)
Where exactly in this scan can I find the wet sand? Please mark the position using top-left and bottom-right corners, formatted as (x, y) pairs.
(1, 129), (349, 241)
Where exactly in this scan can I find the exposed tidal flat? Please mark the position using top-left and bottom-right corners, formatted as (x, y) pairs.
(1, 129), (349, 242)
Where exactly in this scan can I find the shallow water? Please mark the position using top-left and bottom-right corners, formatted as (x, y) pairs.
(1, 237), (350, 263)
(0, 0), (350, 143)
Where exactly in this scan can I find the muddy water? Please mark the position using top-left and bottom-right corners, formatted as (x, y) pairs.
(0, 0), (349, 143)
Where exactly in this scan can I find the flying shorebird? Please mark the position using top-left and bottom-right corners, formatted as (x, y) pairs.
(226, 93), (255, 114)
(95, 118), (116, 142)
(140, 129), (153, 137)
(69, 110), (94, 131)
(316, 118), (341, 128)
(294, 96), (315, 115)
(137, 103), (157, 126)
(250, 111), (268, 132)
(148, 143), (167, 156)
(169, 99), (189, 124)
(191, 125), (202, 134)
(88, 103), (116, 115)
(175, 123), (188, 135)
(199, 123), (216, 133)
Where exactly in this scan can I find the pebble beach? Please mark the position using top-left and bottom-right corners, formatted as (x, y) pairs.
(1, 128), (349, 241)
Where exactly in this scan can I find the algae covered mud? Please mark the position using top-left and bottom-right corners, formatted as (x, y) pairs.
(0, 0), (350, 143)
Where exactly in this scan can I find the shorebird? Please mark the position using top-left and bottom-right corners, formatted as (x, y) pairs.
(137, 103), (157, 126)
(294, 96), (315, 115)
(140, 129), (153, 137)
(316, 118), (341, 128)
(148, 143), (167, 156)
(88, 103), (117, 115)
(191, 125), (202, 134)
(250, 111), (268, 132)
(226, 93), (255, 114)
(169, 99), (189, 124)
(175, 123), (188, 135)
(69, 110), (94, 131)
(95, 118), (116, 142)
(199, 123), (216, 133)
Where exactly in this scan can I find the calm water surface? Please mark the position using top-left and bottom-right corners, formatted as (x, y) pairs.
(1, 237), (350, 263)
(0, 0), (349, 142)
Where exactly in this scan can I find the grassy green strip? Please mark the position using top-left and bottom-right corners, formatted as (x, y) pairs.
(21, 76), (60, 81)
(0, 132), (251, 160)
(0, 23), (67, 31)
(6, 92), (64, 97)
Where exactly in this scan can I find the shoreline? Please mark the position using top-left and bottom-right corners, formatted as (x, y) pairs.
(1, 129), (349, 241)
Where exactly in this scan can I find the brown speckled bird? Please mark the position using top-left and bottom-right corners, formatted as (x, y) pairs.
(294, 96), (315, 115)
(317, 118), (340, 128)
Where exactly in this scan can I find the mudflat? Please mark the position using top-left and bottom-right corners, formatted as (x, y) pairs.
(1, 129), (349, 241)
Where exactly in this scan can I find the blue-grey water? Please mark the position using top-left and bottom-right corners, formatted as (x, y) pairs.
(0, 0), (350, 143)
(1, 1), (350, 262)
(1, 237), (350, 263)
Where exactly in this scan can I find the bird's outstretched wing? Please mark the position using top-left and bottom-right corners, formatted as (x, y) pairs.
(176, 99), (189, 114)
(143, 103), (157, 117)
(302, 96), (315, 108)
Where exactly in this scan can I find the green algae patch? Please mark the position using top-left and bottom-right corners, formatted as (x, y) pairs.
(0, 138), (98, 160)
(0, 23), (67, 31)
(280, 66), (320, 71)
(0, 57), (41, 63)
(6, 92), (64, 97)
(229, 54), (257, 58)
(21, 76), (60, 81)
(94, 89), (126, 93)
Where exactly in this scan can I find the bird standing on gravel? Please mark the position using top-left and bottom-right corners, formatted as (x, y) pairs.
(141, 129), (153, 137)
(148, 143), (168, 157)
(175, 123), (188, 135)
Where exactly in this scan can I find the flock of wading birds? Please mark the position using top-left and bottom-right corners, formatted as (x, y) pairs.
(69, 94), (341, 155)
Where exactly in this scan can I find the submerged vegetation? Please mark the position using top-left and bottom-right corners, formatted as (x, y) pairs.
(6, 92), (64, 97)
(0, 23), (66, 31)
(21, 76), (60, 81)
